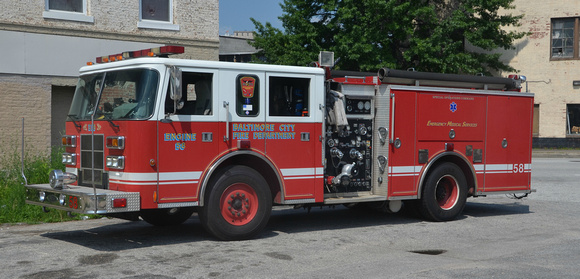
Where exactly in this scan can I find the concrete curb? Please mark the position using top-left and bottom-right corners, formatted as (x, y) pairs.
(532, 149), (580, 158)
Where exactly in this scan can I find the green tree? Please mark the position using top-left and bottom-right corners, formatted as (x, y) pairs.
(251, 0), (527, 75)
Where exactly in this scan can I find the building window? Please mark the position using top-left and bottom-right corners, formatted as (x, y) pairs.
(551, 18), (579, 60)
(48, 0), (83, 12)
(567, 104), (580, 136)
(533, 104), (540, 137)
(43, 0), (94, 23)
(138, 0), (180, 31)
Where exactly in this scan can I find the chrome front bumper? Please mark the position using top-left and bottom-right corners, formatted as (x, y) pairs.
(25, 184), (140, 214)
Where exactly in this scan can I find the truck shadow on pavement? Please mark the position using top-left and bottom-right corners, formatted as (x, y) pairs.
(41, 201), (530, 251)
(264, 201), (531, 236)
(42, 215), (211, 252)
(461, 201), (531, 218)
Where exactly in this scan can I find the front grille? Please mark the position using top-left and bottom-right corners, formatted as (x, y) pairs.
(80, 134), (108, 189)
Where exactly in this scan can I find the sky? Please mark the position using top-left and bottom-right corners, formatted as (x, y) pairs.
(219, 0), (284, 35)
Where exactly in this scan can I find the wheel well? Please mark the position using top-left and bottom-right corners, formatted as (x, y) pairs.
(199, 153), (281, 206)
(419, 154), (477, 198)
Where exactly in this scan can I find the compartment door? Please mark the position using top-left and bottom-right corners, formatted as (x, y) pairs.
(483, 95), (533, 192)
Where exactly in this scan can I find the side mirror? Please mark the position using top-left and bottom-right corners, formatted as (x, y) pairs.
(169, 65), (182, 101)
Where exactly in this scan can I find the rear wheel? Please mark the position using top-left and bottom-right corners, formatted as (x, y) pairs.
(419, 162), (467, 221)
(140, 207), (195, 226)
(199, 166), (272, 240)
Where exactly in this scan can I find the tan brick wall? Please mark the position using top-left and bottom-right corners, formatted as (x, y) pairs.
(0, 0), (219, 60)
(500, 1), (580, 138)
(0, 75), (52, 155)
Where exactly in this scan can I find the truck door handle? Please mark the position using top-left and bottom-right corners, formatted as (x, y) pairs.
(223, 101), (229, 141)
(390, 93), (395, 144)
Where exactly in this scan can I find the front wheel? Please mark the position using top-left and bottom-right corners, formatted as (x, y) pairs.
(418, 162), (468, 221)
(199, 166), (272, 240)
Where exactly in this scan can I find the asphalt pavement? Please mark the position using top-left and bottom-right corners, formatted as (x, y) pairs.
(0, 153), (578, 278)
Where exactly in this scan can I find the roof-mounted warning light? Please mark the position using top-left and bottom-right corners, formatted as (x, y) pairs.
(508, 74), (527, 82)
(508, 74), (527, 92)
(89, 45), (185, 65)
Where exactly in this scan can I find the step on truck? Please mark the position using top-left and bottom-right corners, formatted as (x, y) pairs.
(25, 47), (534, 240)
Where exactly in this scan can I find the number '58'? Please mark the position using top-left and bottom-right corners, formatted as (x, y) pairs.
(513, 164), (524, 173)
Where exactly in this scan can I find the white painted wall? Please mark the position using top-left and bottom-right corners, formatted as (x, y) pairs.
(0, 30), (162, 77)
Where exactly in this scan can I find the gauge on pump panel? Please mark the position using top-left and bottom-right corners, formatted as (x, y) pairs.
(364, 101), (371, 110)
(327, 139), (336, 147)
(357, 101), (364, 110)
(359, 126), (368, 136)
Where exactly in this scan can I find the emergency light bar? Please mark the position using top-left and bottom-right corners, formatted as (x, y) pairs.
(89, 45), (185, 65)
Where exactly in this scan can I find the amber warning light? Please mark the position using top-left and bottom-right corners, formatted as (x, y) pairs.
(89, 45), (185, 65)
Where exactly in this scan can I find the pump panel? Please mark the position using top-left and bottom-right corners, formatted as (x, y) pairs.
(325, 119), (373, 193)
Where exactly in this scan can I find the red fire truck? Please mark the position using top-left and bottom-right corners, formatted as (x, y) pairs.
(25, 46), (534, 240)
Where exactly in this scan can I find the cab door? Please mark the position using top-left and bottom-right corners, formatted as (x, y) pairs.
(157, 68), (219, 204)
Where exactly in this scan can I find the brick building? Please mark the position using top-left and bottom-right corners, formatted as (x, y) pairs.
(500, 0), (580, 147)
(0, 0), (219, 155)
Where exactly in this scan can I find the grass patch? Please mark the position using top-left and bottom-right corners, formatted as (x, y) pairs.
(0, 145), (82, 224)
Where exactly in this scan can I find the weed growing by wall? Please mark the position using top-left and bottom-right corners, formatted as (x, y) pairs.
(0, 143), (79, 224)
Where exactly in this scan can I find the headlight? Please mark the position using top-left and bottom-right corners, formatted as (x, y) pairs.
(106, 156), (125, 170)
(61, 153), (76, 166)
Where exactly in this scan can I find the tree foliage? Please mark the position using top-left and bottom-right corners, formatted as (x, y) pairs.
(250, 0), (527, 75)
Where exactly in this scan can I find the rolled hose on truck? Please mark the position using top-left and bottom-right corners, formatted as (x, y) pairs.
(377, 67), (519, 90)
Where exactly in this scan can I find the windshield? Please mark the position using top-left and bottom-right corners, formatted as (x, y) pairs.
(68, 68), (160, 121)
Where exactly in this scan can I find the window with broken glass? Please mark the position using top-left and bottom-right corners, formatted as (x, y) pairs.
(551, 18), (579, 60)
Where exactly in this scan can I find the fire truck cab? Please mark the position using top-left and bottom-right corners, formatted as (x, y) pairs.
(25, 47), (534, 240)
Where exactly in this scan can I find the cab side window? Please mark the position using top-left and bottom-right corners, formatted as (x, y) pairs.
(166, 72), (213, 115)
(269, 77), (310, 116)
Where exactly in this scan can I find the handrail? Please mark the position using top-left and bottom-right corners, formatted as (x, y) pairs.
(223, 101), (230, 141)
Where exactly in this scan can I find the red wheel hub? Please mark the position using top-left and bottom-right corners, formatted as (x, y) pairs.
(220, 183), (258, 225)
(435, 175), (459, 210)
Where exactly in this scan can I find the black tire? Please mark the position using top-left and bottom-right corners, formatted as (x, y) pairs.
(140, 207), (195, 226)
(199, 165), (272, 240)
(418, 162), (468, 221)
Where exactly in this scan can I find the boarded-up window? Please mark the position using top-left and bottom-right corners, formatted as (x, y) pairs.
(533, 104), (540, 137)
